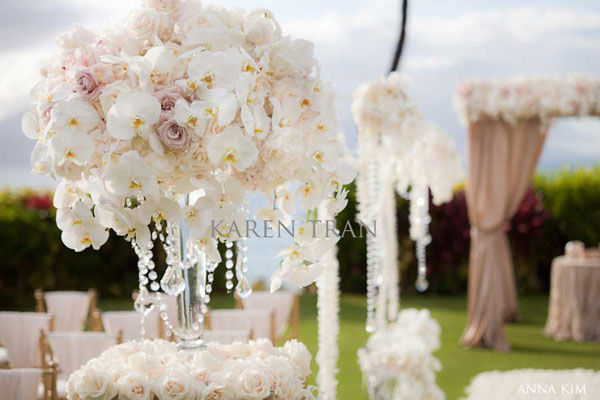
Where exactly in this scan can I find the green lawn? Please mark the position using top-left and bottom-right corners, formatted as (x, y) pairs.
(98, 294), (600, 400)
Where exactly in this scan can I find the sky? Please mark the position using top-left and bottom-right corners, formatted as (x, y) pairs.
(1, 0), (599, 281)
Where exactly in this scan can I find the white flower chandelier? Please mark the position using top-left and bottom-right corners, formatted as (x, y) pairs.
(353, 73), (462, 333)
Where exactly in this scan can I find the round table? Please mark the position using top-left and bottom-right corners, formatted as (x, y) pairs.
(544, 255), (600, 341)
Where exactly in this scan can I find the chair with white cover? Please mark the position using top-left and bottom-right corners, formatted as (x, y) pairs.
(0, 368), (47, 400)
(203, 329), (251, 345)
(0, 312), (54, 368)
(40, 331), (120, 399)
(35, 289), (100, 332)
(237, 291), (300, 341)
(206, 309), (272, 341)
(102, 311), (160, 342)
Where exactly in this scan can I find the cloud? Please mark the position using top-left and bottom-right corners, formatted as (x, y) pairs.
(0, 46), (52, 120)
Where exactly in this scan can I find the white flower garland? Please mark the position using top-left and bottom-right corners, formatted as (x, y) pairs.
(67, 339), (315, 400)
(357, 309), (445, 400)
(316, 210), (340, 400)
(454, 75), (600, 126)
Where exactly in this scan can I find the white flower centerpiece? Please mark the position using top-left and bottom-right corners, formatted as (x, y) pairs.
(357, 309), (445, 400)
(68, 339), (315, 400)
(22, 0), (354, 397)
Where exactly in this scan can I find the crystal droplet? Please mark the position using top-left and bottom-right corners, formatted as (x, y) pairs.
(161, 267), (186, 296)
(235, 276), (253, 299)
(225, 281), (234, 291)
(134, 287), (155, 316)
(415, 277), (429, 293)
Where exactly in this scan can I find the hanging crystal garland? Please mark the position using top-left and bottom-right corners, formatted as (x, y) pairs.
(409, 184), (431, 292)
(235, 238), (253, 299)
(365, 157), (382, 333)
(381, 160), (400, 322)
(224, 241), (235, 292)
(132, 194), (210, 349)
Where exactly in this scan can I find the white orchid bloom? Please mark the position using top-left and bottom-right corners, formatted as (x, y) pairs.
(31, 141), (52, 175)
(129, 47), (177, 91)
(255, 207), (288, 225)
(183, 196), (214, 239)
(174, 99), (208, 136)
(295, 179), (322, 210)
(272, 261), (324, 292)
(51, 96), (100, 134)
(35, 81), (72, 112)
(137, 196), (180, 225)
(22, 110), (42, 140)
(187, 48), (242, 92)
(106, 93), (161, 140)
(56, 201), (108, 252)
(192, 235), (222, 263)
(54, 180), (92, 209)
(49, 130), (95, 167)
(206, 127), (259, 171)
(308, 140), (339, 172)
(275, 187), (295, 215)
(213, 210), (247, 242)
(327, 188), (349, 216)
(95, 203), (151, 248)
(104, 151), (159, 200)
(235, 72), (270, 138)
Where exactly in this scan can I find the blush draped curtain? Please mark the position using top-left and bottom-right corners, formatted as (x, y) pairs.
(460, 118), (547, 350)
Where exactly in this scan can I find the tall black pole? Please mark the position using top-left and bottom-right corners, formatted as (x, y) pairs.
(389, 0), (408, 74)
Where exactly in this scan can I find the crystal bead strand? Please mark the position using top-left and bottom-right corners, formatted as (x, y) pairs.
(234, 238), (252, 299)
(410, 185), (431, 292)
(365, 157), (382, 333)
(224, 241), (235, 292)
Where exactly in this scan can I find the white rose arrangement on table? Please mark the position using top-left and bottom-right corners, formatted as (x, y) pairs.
(67, 339), (315, 400)
(22, 0), (355, 292)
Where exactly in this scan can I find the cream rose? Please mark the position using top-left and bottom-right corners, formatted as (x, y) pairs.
(127, 10), (161, 41)
(237, 367), (272, 399)
(157, 119), (191, 152)
(71, 67), (100, 100)
(119, 374), (152, 400)
(154, 87), (183, 113)
(282, 340), (312, 378)
(69, 367), (118, 400)
(159, 376), (194, 400)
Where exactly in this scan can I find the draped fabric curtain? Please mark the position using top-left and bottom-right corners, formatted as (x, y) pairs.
(460, 118), (547, 350)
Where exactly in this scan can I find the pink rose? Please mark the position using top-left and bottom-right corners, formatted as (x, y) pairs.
(73, 68), (100, 100)
(154, 87), (183, 112)
(157, 119), (190, 152)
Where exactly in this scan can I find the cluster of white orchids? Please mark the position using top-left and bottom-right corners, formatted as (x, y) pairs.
(22, 0), (355, 290)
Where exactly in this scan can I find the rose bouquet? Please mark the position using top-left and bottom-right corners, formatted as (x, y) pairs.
(21, 0), (354, 290)
(357, 309), (445, 400)
(67, 339), (315, 400)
